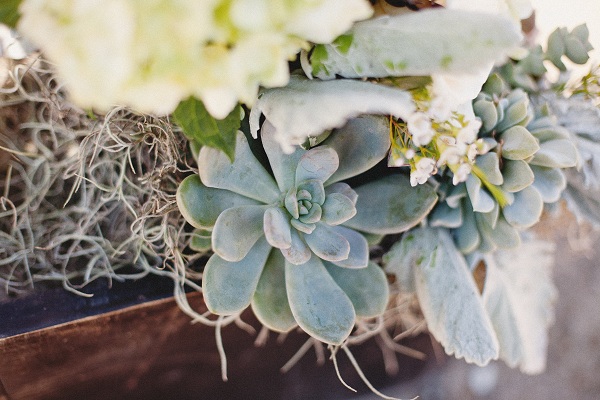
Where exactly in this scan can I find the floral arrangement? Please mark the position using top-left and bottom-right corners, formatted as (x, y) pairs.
(2, 0), (600, 397)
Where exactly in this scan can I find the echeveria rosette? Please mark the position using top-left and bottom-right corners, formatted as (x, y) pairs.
(177, 115), (438, 344)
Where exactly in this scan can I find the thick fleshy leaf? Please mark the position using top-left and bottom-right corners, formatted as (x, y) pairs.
(530, 166), (566, 203)
(502, 186), (543, 229)
(483, 240), (557, 374)
(502, 160), (534, 193)
(322, 193), (357, 226)
(328, 226), (369, 269)
(264, 207), (292, 249)
(310, 9), (521, 79)
(500, 126), (540, 161)
(251, 250), (296, 333)
(190, 229), (212, 252)
(406, 227), (499, 366)
(324, 116), (391, 184)
(475, 153), (504, 185)
(261, 120), (306, 192)
(325, 182), (358, 205)
(476, 214), (521, 250)
(295, 147), (339, 184)
(212, 205), (268, 262)
(176, 175), (260, 229)
(297, 179), (326, 205)
(529, 139), (578, 168)
(286, 256), (356, 345)
(454, 199), (481, 254)
(343, 175), (438, 234)
(324, 261), (389, 318)
(466, 174), (495, 213)
(430, 202), (463, 228)
(249, 76), (415, 153)
(198, 131), (280, 203)
(280, 229), (312, 265)
(304, 223), (350, 262)
(203, 238), (271, 315)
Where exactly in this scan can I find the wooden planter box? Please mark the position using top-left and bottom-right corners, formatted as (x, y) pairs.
(0, 276), (432, 399)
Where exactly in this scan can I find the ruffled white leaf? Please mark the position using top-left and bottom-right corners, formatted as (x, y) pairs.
(483, 239), (557, 374)
(310, 9), (521, 80)
(212, 205), (268, 262)
(250, 76), (415, 153)
(286, 255), (356, 345)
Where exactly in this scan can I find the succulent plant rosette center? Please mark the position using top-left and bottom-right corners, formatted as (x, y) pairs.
(177, 116), (437, 344)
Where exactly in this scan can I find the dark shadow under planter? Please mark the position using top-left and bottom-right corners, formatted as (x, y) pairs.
(0, 276), (434, 400)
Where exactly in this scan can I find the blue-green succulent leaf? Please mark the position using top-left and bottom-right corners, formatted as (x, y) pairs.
(455, 199), (481, 254)
(529, 139), (578, 168)
(325, 182), (358, 205)
(473, 98), (498, 133)
(322, 193), (357, 226)
(251, 250), (296, 332)
(500, 126), (540, 161)
(203, 238), (272, 315)
(530, 166), (566, 203)
(502, 186), (543, 229)
(324, 261), (389, 318)
(299, 203), (322, 224)
(297, 179), (326, 205)
(212, 205), (268, 262)
(264, 207), (292, 249)
(501, 160), (534, 193)
(486, 216), (521, 249)
(261, 120), (306, 192)
(344, 175), (438, 234)
(290, 219), (316, 234)
(286, 256), (356, 345)
(466, 175), (495, 213)
(324, 116), (391, 184)
(328, 226), (369, 269)
(304, 223), (350, 262)
(476, 153), (504, 186)
(190, 229), (212, 252)
(280, 228), (312, 265)
(295, 147), (339, 184)
(198, 131), (280, 203)
(176, 175), (260, 229)
(430, 202), (463, 228)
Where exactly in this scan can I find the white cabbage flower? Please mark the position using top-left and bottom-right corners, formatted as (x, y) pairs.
(18, 0), (372, 118)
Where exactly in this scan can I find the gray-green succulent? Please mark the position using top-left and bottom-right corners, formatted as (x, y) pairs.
(177, 115), (438, 344)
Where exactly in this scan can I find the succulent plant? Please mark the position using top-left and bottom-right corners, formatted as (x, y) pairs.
(177, 115), (438, 344)
(430, 74), (577, 254)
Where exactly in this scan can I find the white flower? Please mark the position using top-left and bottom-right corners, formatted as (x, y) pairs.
(453, 163), (472, 185)
(437, 145), (464, 167)
(456, 118), (483, 145)
(408, 112), (435, 147)
(410, 157), (436, 187)
(18, 0), (373, 117)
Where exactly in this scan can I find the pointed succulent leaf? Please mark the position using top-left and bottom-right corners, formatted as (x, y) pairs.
(324, 116), (391, 184)
(264, 207), (292, 249)
(202, 238), (272, 315)
(295, 147), (339, 184)
(546, 28), (566, 70)
(310, 10), (521, 79)
(304, 223), (350, 262)
(343, 175), (438, 234)
(198, 131), (280, 203)
(503, 186), (543, 229)
(430, 202), (463, 228)
(325, 182), (358, 205)
(476, 153), (504, 185)
(212, 205), (267, 262)
(177, 175), (260, 229)
(530, 166), (566, 203)
(529, 139), (578, 168)
(251, 250), (296, 333)
(473, 98), (498, 133)
(495, 99), (529, 132)
(466, 175), (495, 213)
(328, 225), (369, 269)
(324, 261), (389, 318)
(261, 120), (306, 192)
(404, 227), (500, 365)
(502, 160), (534, 193)
(564, 36), (589, 64)
(249, 76), (415, 153)
(286, 256), (356, 345)
(322, 193), (357, 226)
(280, 229), (312, 265)
(454, 198), (481, 254)
(500, 126), (540, 160)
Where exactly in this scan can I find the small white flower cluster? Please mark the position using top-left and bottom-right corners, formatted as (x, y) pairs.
(17, 0), (372, 118)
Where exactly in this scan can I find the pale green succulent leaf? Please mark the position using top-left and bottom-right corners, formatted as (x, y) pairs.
(304, 222), (350, 262)
(295, 147), (339, 184)
(500, 126), (540, 161)
(501, 160), (534, 193)
(430, 202), (463, 229)
(564, 36), (589, 64)
(344, 175), (438, 234)
(455, 200), (481, 254)
(285, 256), (356, 345)
(280, 228), (312, 265)
(310, 10), (521, 79)
(324, 116), (391, 184)
(476, 153), (504, 185)
(325, 182), (358, 205)
(198, 131), (280, 203)
(324, 261), (389, 318)
(212, 205), (268, 262)
(466, 175), (495, 213)
(176, 175), (260, 229)
(473, 99), (498, 133)
(328, 225), (368, 269)
(530, 166), (566, 203)
(264, 207), (292, 249)
(529, 139), (578, 168)
(487, 216), (521, 250)
(203, 238), (272, 315)
(261, 120), (306, 192)
(502, 186), (543, 229)
(251, 250), (296, 333)
(297, 179), (326, 205)
(496, 100), (529, 132)
(322, 193), (357, 226)
(190, 229), (212, 252)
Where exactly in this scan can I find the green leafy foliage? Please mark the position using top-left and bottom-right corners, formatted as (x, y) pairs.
(0, 0), (21, 28)
(172, 97), (241, 162)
